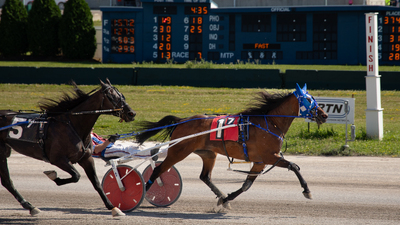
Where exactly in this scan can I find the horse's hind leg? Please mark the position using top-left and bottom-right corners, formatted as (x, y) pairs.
(77, 156), (124, 216)
(0, 153), (41, 215)
(218, 162), (265, 209)
(196, 150), (227, 198)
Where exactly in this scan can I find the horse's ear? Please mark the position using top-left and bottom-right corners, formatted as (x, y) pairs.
(70, 80), (78, 88)
(106, 78), (112, 85)
(99, 79), (106, 87)
(302, 83), (307, 92)
(295, 83), (303, 96)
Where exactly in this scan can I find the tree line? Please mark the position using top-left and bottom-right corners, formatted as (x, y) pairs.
(0, 0), (96, 60)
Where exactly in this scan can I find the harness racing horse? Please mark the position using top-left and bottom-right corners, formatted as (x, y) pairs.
(136, 84), (328, 209)
(0, 79), (135, 216)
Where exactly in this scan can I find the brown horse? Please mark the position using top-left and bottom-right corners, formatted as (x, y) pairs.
(135, 84), (328, 209)
(0, 79), (135, 216)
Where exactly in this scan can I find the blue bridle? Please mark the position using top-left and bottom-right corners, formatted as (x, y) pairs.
(293, 83), (319, 119)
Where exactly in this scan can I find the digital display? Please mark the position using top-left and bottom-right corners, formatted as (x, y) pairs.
(189, 16), (203, 60)
(381, 16), (400, 61)
(111, 19), (135, 54)
(296, 13), (337, 60)
(154, 6), (177, 14)
(242, 14), (271, 32)
(102, 3), (400, 65)
(243, 43), (281, 49)
(158, 16), (172, 59)
(184, 6), (208, 15)
(276, 14), (307, 42)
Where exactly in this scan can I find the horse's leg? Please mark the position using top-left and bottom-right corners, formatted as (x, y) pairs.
(0, 155), (41, 215)
(45, 158), (81, 186)
(77, 156), (125, 216)
(145, 147), (192, 191)
(218, 162), (265, 209)
(275, 156), (312, 199)
(195, 150), (227, 200)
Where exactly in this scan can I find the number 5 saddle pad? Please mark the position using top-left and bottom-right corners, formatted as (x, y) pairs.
(7, 114), (48, 143)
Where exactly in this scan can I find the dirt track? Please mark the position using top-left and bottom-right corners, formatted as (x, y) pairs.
(1, 151), (400, 225)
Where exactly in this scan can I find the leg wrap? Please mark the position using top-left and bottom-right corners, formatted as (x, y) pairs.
(201, 176), (225, 198)
(20, 200), (34, 210)
(288, 162), (300, 171)
(145, 180), (153, 191)
(241, 180), (253, 192)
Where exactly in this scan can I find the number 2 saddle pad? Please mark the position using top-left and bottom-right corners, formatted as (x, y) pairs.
(210, 116), (239, 142)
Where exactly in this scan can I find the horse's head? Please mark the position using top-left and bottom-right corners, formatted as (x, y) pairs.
(293, 83), (328, 125)
(100, 78), (136, 122)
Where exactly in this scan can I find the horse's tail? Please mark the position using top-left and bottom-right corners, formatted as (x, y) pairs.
(136, 115), (182, 145)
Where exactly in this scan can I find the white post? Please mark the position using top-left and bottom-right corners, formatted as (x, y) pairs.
(365, 13), (384, 140)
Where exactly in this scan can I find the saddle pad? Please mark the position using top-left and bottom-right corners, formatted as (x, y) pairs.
(7, 114), (47, 143)
(210, 116), (239, 141)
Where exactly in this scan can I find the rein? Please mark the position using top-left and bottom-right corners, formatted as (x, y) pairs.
(119, 114), (311, 139)
(71, 108), (123, 115)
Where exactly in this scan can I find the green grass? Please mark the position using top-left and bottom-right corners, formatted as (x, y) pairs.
(1, 83), (399, 157)
(0, 58), (400, 71)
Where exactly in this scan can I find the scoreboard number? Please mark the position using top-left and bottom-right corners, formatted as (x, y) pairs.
(111, 19), (135, 54)
(158, 16), (172, 59)
(380, 15), (400, 61)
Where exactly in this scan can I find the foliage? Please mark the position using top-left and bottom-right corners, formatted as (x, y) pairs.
(0, 0), (29, 57)
(59, 0), (96, 59)
(1, 60), (400, 72)
(27, 0), (61, 56)
(298, 127), (338, 139)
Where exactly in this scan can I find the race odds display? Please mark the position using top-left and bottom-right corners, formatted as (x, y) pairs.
(101, 1), (400, 65)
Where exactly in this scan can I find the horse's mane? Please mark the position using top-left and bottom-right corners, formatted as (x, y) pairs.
(238, 91), (293, 115)
(38, 82), (98, 115)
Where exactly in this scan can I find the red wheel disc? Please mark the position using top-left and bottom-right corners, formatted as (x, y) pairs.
(142, 162), (182, 207)
(101, 165), (145, 212)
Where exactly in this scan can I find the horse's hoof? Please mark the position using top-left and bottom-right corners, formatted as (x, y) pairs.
(43, 170), (57, 181)
(217, 197), (231, 209)
(111, 207), (125, 217)
(222, 201), (232, 210)
(303, 191), (312, 200)
(217, 197), (224, 206)
(30, 207), (41, 216)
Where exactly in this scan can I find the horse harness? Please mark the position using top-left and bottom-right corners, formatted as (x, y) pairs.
(6, 113), (91, 163)
(221, 115), (250, 162)
(101, 85), (127, 118)
(219, 114), (287, 176)
(221, 114), (285, 158)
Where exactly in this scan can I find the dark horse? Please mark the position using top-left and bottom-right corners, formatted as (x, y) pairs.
(0, 79), (135, 216)
(136, 84), (328, 209)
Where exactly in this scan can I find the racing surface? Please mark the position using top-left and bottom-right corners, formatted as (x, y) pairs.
(1, 148), (400, 225)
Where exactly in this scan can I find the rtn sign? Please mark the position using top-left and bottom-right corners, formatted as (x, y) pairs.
(306, 97), (355, 124)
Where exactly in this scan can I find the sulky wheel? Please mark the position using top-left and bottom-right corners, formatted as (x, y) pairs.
(101, 165), (145, 212)
(142, 161), (183, 207)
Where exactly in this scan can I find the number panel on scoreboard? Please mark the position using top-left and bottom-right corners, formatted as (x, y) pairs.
(380, 13), (400, 62)
(184, 6), (208, 15)
(157, 16), (173, 60)
(111, 19), (135, 54)
(185, 5), (208, 60)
